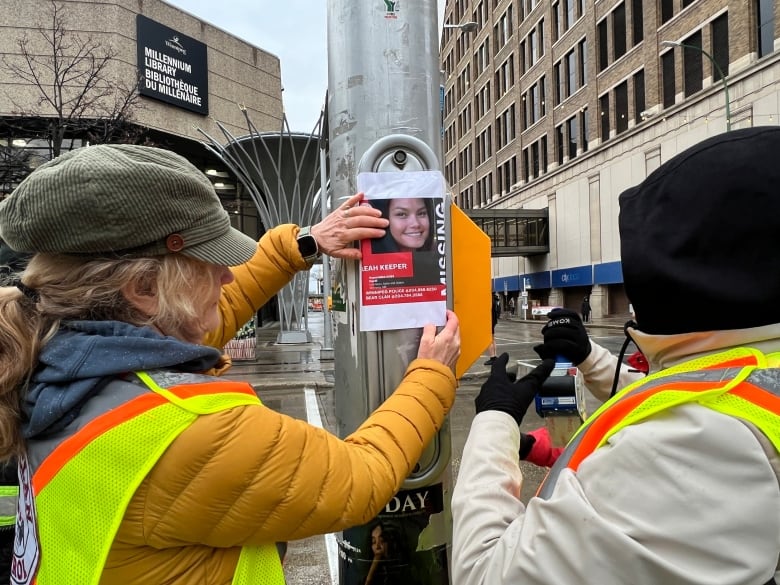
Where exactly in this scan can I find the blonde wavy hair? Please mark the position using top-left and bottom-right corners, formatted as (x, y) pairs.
(0, 253), (220, 459)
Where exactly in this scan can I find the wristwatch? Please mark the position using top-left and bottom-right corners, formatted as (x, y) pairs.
(296, 226), (321, 266)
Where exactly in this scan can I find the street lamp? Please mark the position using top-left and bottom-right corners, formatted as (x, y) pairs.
(661, 40), (731, 131)
(443, 21), (478, 33)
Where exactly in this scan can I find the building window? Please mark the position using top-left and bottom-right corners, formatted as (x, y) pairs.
(578, 39), (588, 86)
(682, 30), (703, 97)
(532, 83), (541, 121)
(632, 0), (643, 45)
(475, 82), (492, 119)
(520, 40), (527, 73)
(757, 0), (774, 58)
(580, 108), (589, 152)
(474, 1), (487, 26)
(634, 69), (645, 123)
(682, 0), (696, 6)
(531, 142), (540, 178)
(497, 104), (516, 148)
(662, 50), (676, 108)
(660, 0), (673, 23)
(475, 39), (490, 76)
(600, 93), (610, 141)
(494, 6), (514, 52)
(556, 124), (565, 164)
(552, 2), (560, 42)
(523, 76), (546, 128)
(523, 136), (547, 180)
(496, 56), (512, 97)
(459, 186), (473, 209)
(567, 50), (576, 95)
(598, 19), (609, 71)
(497, 156), (517, 195)
(613, 3), (627, 60)
(458, 145), (473, 179)
(615, 80), (629, 134)
(554, 63), (562, 104)
(567, 116), (578, 158)
(565, 0), (575, 29)
(522, 149), (530, 181)
(712, 13), (729, 79)
(476, 127), (492, 166)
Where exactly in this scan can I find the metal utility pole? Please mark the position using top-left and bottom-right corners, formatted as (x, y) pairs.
(327, 1), (453, 583)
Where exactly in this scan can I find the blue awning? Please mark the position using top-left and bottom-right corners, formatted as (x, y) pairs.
(492, 275), (521, 292)
(594, 261), (623, 284)
(551, 265), (593, 288)
(524, 271), (551, 290)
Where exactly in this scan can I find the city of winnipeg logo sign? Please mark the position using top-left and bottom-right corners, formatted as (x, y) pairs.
(165, 35), (187, 55)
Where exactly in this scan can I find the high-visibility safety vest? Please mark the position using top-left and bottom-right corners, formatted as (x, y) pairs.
(539, 347), (780, 498)
(24, 370), (286, 585)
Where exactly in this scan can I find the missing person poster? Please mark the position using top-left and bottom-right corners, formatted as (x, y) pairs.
(358, 170), (447, 332)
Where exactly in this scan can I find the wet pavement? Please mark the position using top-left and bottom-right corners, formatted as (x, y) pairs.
(220, 311), (629, 584)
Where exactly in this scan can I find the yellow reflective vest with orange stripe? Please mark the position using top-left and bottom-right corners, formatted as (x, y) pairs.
(27, 371), (285, 585)
(538, 347), (780, 499)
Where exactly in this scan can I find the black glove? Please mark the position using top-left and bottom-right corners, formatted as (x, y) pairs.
(519, 432), (536, 459)
(533, 308), (592, 365)
(475, 354), (555, 425)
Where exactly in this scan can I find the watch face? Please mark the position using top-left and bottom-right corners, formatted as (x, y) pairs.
(298, 234), (318, 259)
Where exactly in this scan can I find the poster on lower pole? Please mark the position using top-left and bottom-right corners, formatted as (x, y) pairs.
(357, 170), (447, 332)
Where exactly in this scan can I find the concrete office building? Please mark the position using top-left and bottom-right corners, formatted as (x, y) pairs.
(442, 0), (780, 318)
(0, 0), (284, 239)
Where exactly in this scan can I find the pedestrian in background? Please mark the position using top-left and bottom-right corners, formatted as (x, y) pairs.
(508, 296), (515, 316)
(0, 145), (461, 584)
(580, 295), (591, 323)
(484, 293), (501, 365)
(452, 127), (780, 584)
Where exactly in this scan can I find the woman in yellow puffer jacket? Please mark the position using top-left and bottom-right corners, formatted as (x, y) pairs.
(0, 145), (460, 585)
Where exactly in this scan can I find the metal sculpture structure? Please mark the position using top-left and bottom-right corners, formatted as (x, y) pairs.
(200, 108), (325, 343)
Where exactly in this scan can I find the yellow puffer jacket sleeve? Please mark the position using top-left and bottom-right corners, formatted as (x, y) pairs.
(202, 224), (306, 349)
(124, 358), (455, 548)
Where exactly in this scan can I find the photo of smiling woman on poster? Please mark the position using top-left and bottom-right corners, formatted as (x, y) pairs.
(370, 198), (435, 254)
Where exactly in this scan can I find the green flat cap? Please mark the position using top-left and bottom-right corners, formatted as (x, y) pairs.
(0, 144), (257, 266)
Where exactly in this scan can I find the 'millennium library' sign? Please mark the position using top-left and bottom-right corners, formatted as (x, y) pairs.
(136, 15), (209, 115)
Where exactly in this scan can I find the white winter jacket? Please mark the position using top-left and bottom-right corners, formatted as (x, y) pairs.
(452, 327), (780, 585)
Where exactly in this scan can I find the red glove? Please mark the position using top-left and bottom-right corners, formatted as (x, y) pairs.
(627, 350), (649, 374)
(522, 427), (564, 468)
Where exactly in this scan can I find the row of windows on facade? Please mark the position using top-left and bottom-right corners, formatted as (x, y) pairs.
(453, 0), (772, 78)
(441, 8), (752, 209)
(445, 0), (728, 117)
(444, 0), (741, 116)
(446, 15), (732, 211)
(445, 106), (587, 209)
(450, 0), (725, 70)
(443, 0), (774, 123)
(447, 0), (585, 69)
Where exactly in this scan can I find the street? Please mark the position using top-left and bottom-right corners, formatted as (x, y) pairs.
(247, 315), (630, 584)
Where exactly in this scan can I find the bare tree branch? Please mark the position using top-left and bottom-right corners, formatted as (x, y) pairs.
(1, 0), (144, 160)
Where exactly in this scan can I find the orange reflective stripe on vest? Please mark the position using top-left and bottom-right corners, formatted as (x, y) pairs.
(538, 348), (780, 499)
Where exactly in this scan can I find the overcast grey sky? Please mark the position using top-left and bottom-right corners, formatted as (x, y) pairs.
(164, 1), (447, 133)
